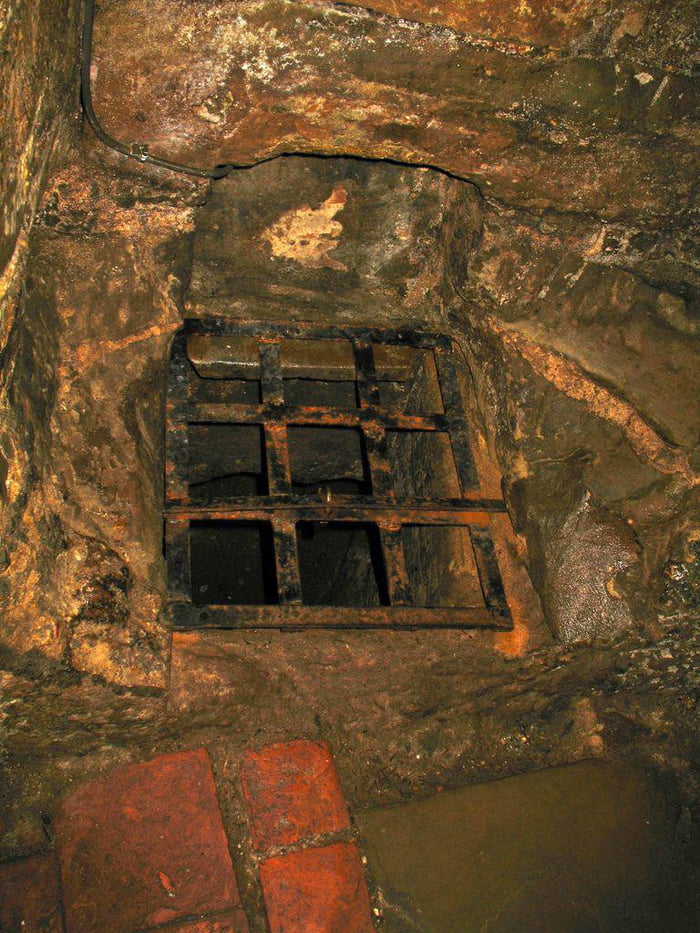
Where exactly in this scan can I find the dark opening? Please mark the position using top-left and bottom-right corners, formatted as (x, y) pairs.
(188, 423), (267, 501)
(288, 426), (372, 495)
(284, 378), (359, 409)
(377, 347), (444, 415)
(403, 525), (484, 608)
(190, 520), (277, 605)
(191, 377), (262, 406)
(387, 430), (461, 498)
(296, 521), (389, 606)
(166, 321), (511, 629)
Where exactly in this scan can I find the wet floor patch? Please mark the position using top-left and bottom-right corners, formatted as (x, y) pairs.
(356, 761), (699, 933)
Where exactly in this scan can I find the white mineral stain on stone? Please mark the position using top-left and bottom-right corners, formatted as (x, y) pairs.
(261, 184), (349, 270)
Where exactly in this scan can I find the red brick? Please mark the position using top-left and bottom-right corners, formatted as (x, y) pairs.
(164, 909), (250, 932)
(241, 740), (350, 851)
(259, 842), (375, 933)
(0, 853), (63, 933)
(55, 748), (244, 933)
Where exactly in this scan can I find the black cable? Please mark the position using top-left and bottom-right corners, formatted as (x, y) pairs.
(80, 0), (231, 178)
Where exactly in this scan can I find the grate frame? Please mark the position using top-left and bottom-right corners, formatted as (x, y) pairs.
(165, 319), (513, 630)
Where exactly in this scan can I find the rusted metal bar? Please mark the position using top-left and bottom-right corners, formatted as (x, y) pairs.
(352, 340), (397, 497)
(184, 315), (446, 349)
(353, 340), (382, 409)
(165, 493), (507, 512)
(171, 604), (510, 630)
(190, 402), (449, 432)
(264, 423), (292, 495)
(165, 331), (191, 504)
(167, 506), (493, 527)
(470, 527), (511, 623)
(257, 341), (292, 496)
(364, 424), (394, 496)
(378, 525), (412, 605)
(164, 516), (191, 600)
(271, 518), (303, 604)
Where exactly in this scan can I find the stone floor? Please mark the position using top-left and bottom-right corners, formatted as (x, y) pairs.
(0, 742), (375, 933)
(358, 761), (700, 932)
(2, 744), (698, 933)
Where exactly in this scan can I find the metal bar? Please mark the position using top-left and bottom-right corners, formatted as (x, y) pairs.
(166, 319), (513, 632)
(264, 423), (292, 494)
(184, 315), (446, 349)
(433, 344), (479, 494)
(170, 603), (510, 630)
(257, 342), (292, 495)
(352, 340), (397, 497)
(470, 527), (511, 623)
(190, 402), (449, 432)
(272, 519), (302, 604)
(378, 525), (411, 606)
(166, 506), (493, 527)
(364, 424), (394, 496)
(164, 517), (190, 600)
(165, 331), (191, 504)
(165, 494), (508, 512)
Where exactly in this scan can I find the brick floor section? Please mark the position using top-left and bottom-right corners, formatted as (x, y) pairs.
(241, 740), (350, 851)
(259, 842), (375, 933)
(0, 853), (64, 933)
(55, 748), (248, 933)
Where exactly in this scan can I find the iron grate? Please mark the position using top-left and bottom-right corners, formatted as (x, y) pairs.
(164, 319), (513, 630)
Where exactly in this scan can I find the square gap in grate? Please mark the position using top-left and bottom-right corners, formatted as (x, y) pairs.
(296, 522), (389, 606)
(288, 426), (372, 496)
(188, 423), (267, 501)
(387, 431), (461, 498)
(190, 520), (278, 606)
(190, 378), (261, 406)
(284, 378), (359, 409)
(376, 347), (444, 415)
(402, 525), (485, 609)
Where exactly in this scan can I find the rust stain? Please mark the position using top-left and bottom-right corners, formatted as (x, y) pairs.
(489, 316), (696, 484)
(262, 183), (349, 270)
(494, 619), (529, 657)
(70, 321), (178, 373)
(490, 513), (541, 658)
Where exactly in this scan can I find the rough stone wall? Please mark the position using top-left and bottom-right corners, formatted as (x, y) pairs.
(333, 0), (696, 65)
(1, 0), (697, 671)
(0, 0), (81, 667)
(0, 0), (698, 875)
(0, 0), (82, 349)
(91, 0), (696, 225)
(1, 160), (200, 685)
(440, 183), (698, 640)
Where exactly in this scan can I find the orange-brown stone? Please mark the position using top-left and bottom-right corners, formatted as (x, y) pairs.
(241, 739), (351, 852)
(55, 748), (245, 933)
(259, 842), (375, 933)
